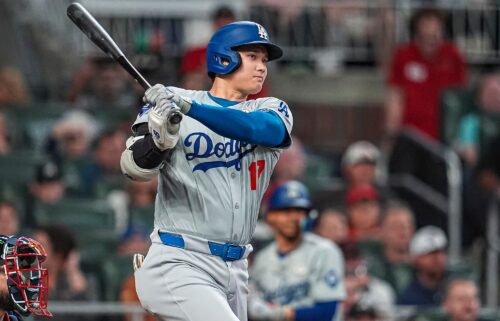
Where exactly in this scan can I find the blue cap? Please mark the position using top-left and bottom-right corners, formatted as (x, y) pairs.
(268, 181), (311, 211)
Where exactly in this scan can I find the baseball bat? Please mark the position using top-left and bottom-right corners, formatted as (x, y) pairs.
(67, 2), (182, 125)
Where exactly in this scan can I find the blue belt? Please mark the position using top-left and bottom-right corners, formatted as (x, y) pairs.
(158, 231), (246, 262)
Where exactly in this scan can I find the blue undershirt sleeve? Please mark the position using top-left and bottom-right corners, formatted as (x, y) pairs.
(186, 101), (287, 147)
(294, 301), (338, 321)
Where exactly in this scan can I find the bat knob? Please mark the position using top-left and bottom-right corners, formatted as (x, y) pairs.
(168, 110), (183, 125)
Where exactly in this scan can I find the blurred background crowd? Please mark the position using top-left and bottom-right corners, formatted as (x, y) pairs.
(0, 0), (500, 320)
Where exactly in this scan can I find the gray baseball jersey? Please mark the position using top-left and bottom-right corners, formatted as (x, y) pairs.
(133, 86), (293, 245)
(249, 233), (345, 312)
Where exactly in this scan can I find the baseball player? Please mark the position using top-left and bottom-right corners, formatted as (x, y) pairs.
(120, 21), (292, 321)
(0, 235), (52, 321)
(248, 181), (345, 321)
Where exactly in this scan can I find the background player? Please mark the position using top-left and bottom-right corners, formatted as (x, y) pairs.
(120, 21), (292, 321)
(0, 235), (52, 321)
(248, 181), (345, 321)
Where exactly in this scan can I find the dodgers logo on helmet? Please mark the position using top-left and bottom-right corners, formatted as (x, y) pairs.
(256, 23), (269, 40)
(206, 21), (283, 76)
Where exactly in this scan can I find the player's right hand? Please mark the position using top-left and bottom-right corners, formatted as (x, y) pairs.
(147, 98), (181, 151)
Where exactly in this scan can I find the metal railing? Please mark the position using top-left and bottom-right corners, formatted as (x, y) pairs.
(486, 193), (499, 308)
(392, 128), (463, 264)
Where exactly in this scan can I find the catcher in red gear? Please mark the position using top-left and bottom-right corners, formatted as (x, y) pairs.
(0, 235), (52, 321)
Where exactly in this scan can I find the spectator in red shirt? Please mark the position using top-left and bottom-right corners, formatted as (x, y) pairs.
(385, 8), (467, 140)
(180, 6), (236, 90)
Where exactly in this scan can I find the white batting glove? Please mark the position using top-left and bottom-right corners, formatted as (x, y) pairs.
(144, 84), (192, 114)
(148, 98), (181, 151)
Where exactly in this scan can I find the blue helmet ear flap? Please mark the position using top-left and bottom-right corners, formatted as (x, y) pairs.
(207, 47), (241, 76)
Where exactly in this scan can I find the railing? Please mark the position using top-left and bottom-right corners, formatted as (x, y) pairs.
(49, 302), (146, 321)
(486, 193), (499, 308)
(392, 128), (463, 264)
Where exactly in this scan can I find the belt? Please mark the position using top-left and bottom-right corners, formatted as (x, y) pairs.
(158, 231), (250, 262)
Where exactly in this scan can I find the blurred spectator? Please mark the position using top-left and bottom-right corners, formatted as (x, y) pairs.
(116, 224), (150, 256)
(79, 128), (126, 197)
(345, 185), (382, 241)
(28, 161), (65, 204)
(361, 200), (415, 296)
(273, 136), (307, 183)
(343, 243), (395, 321)
(454, 73), (500, 166)
(126, 178), (157, 209)
(118, 224), (153, 321)
(442, 279), (480, 321)
(120, 275), (156, 321)
(398, 226), (448, 306)
(33, 225), (89, 305)
(24, 160), (65, 228)
(342, 141), (381, 189)
(314, 207), (348, 246)
(385, 7), (467, 140)
(44, 110), (99, 194)
(0, 66), (30, 107)
(180, 6), (236, 90)
(346, 297), (381, 321)
(125, 178), (158, 231)
(0, 201), (19, 236)
(261, 136), (307, 213)
(477, 133), (500, 194)
(67, 56), (142, 110)
(0, 112), (11, 155)
(46, 110), (99, 163)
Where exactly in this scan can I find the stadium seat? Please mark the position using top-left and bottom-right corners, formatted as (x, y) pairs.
(0, 151), (45, 187)
(440, 88), (477, 145)
(35, 197), (116, 232)
(101, 254), (135, 301)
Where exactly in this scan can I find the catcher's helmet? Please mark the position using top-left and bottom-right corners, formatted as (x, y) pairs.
(0, 236), (51, 317)
(206, 21), (283, 76)
(268, 180), (311, 211)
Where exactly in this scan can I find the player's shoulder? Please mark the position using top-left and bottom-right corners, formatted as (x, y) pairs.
(303, 233), (343, 255)
(252, 96), (288, 107)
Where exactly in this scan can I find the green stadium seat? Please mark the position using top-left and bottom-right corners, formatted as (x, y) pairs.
(440, 88), (477, 145)
(101, 254), (136, 301)
(35, 197), (116, 233)
(129, 205), (155, 232)
(0, 151), (45, 187)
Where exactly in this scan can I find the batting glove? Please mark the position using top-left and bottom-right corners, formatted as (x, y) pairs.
(144, 84), (192, 114)
(148, 98), (181, 151)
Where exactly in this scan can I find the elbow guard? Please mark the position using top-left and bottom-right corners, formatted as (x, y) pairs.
(120, 148), (159, 181)
(120, 136), (161, 181)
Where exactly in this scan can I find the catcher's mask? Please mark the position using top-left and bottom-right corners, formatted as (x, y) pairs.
(1, 236), (51, 317)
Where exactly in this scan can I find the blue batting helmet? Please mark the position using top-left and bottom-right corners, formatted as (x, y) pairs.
(268, 181), (311, 211)
(206, 21), (283, 76)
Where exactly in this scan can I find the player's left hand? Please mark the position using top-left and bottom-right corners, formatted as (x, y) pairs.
(144, 84), (192, 114)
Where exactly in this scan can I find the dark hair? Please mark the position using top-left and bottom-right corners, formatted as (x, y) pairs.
(35, 225), (77, 261)
(211, 6), (235, 22)
(409, 7), (445, 39)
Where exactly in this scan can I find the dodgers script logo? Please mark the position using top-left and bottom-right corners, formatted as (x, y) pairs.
(184, 132), (256, 172)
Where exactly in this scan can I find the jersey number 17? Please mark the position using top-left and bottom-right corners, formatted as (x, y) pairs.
(249, 160), (265, 190)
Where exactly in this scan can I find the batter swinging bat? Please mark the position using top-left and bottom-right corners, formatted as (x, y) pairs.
(67, 2), (182, 125)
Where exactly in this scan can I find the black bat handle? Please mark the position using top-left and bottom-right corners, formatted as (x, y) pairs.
(116, 56), (151, 89)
